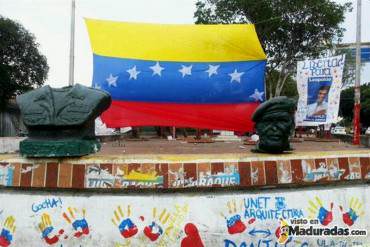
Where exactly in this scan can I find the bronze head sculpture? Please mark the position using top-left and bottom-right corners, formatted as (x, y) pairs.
(252, 96), (296, 153)
(17, 84), (111, 157)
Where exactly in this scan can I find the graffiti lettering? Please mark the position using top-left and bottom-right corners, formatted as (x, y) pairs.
(172, 172), (240, 188)
(244, 197), (304, 221)
(224, 239), (309, 247)
(32, 197), (63, 213)
(316, 239), (364, 247)
(245, 197), (270, 209)
(121, 181), (160, 187)
(302, 56), (345, 77)
(244, 208), (304, 221)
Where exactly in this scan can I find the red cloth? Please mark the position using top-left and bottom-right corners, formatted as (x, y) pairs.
(101, 100), (258, 131)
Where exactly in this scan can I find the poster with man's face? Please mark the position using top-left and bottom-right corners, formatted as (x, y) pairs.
(295, 55), (345, 126)
(305, 77), (332, 122)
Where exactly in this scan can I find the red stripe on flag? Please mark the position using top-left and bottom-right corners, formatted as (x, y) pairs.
(101, 100), (259, 131)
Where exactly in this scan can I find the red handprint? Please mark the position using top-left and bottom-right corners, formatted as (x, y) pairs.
(38, 213), (63, 245)
(0, 216), (15, 247)
(339, 197), (364, 226)
(111, 205), (138, 239)
(143, 207), (168, 242)
(308, 197), (333, 226)
(222, 200), (255, 235)
(62, 207), (89, 238)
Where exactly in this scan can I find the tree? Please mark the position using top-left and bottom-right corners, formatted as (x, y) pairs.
(194, 0), (351, 98)
(266, 69), (297, 99)
(0, 16), (49, 110)
(339, 84), (370, 128)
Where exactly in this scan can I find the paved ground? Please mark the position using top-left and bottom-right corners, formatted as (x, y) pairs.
(98, 138), (365, 155)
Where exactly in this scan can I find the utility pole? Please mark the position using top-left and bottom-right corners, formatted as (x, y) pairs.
(353, 0), (362, 145)
(68, 0), (76, 86)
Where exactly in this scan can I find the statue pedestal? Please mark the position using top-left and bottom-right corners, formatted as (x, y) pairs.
(20, 138), (101, 157)
(213, 131), (241, 142)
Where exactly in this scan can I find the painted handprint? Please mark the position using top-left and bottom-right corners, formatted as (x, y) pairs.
(112, 205), (138, 238)
(221, 199), (255, 235)
(143, 207), (169, 241)
(62, 207), (89, 238)
(38, 213), (63, 245)
(307, 196), (333, 226)
(339, 197), (364, 226)
(0, 216), (15, 247)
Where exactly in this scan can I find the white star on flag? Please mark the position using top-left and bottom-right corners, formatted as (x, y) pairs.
(179, 65), (192, 78)
(150, 62), (164, 76)
(127, 66), (140, 80)
(249, 89), (264, 102)
(205, 64), (220, 77)
(229, 69), (244, 83)
(106, 74), (118, 87)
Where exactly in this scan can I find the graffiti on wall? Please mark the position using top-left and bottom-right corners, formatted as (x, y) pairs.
(169, 163), (240, 188)
(222, 196), (307, 247)
(112, 204), (189, 247)
(85, 165), (164, 189)
(0, 215), (15, 247)
(0, 165), (14, 186)
(85, 165), (115, 188)
(302, 160), (345, 182)
(116, 167), (164, 188)
(0, 186), (368, 246)
(0, 156), (368, 191)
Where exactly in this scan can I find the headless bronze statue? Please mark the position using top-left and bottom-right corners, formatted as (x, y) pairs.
(17, 84), (111, 157)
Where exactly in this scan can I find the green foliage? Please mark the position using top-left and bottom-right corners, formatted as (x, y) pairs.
(194, 0), (351, 98)
(266, 69), (297, 99)
(339, 84), (370, 127)
(0, 16), (48, 110)
(333, 48), (356, 87)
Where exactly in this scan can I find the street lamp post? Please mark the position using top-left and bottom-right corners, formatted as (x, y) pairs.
(68, 0), (75, 86)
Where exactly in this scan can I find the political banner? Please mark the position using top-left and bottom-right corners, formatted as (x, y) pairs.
(295, 55), (345, 126)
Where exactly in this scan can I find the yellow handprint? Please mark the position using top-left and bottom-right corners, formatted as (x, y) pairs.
(111, 205), (138, 239)
(0, 216), (15, 247)
(339, 197), (364, 226)
(307, 196), (333, 226)
(38, 213), (62, 245)
(62, 207), (89, 238)
(143, 207), (170, 242)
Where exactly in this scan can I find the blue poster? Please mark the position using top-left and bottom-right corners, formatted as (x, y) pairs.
(305, 77), (332, 122)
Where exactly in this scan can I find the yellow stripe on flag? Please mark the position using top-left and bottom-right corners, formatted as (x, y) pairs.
(85, 18), (266, 62)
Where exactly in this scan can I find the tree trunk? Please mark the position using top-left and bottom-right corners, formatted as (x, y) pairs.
(275, 72), (290, 96)
(273, 62), (292, 97)
(266, 72), (273, 99)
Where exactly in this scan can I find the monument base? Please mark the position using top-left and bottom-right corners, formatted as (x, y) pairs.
(213, 131), (241, 142)
(19, 138), (100, 157)
(0, 139), (369, 190)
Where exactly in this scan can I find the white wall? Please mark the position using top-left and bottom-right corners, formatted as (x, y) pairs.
(0, 185), (369, 246)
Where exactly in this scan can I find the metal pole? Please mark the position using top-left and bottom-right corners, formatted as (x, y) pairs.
(353, 0), (362, 145)
(68, 0), (76, 86)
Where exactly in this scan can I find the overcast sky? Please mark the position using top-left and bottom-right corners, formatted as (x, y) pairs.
(0, 0), (369, 88)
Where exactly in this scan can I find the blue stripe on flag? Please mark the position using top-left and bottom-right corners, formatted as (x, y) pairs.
(92, 54), (266, 104)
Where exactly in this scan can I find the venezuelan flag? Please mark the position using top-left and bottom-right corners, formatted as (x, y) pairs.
(85, 19), (266, 131)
